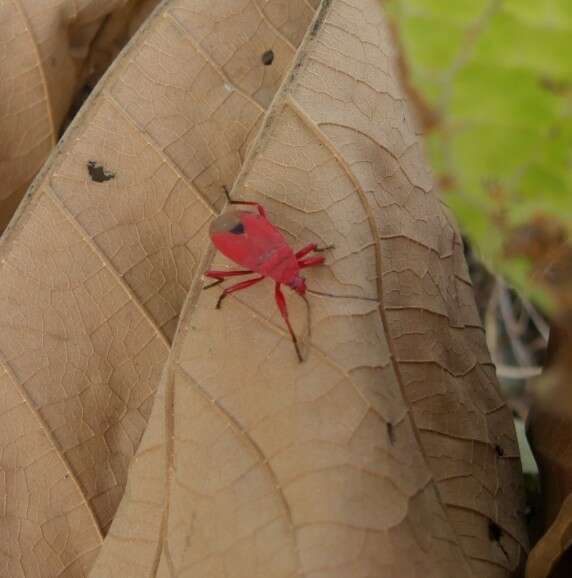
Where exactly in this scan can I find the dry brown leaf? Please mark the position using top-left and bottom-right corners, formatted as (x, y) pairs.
(527, 411), (572, 578)
(0, 0), (313, 575)
(512, 217), (572, 578)
(527, 496), (572, 578)
(0, 0), (157, 232)
(71, 1), (527, 577)
(527, 386), (572, 577)
(66, 0), (164, 124)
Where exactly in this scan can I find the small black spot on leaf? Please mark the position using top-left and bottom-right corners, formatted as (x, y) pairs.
(229, 222), (245, 235)
(488, 521), (502, 542)
(87, 161), (115, 183)
(488, 520), (509, 560)
(261, 50), (274, 66)
(387, 422), (395, 445)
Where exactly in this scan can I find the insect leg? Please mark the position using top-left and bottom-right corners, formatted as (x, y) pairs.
(295, 243), (334, 259)
(223, 186), (267, 218)
(203, 269), (253, 289)
(295, 243), (318, 259)
(298, 256), (326, 269)
(216, 275), (265, 309)
(274, 282), (303, 362)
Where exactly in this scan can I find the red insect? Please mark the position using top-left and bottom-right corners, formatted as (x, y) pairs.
(204, 188), (338, 361)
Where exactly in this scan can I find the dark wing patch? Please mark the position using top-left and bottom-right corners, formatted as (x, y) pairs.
(229, 222), (245, 235)
(209, 211), (244, 238)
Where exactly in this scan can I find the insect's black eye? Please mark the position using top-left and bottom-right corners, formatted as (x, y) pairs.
(229, 222), (245, 235)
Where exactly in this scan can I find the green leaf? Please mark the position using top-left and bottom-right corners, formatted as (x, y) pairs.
(389, 0), (572, 302)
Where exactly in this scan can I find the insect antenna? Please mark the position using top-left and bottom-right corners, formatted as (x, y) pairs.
(294, 290), (376, 362)
(306, 288), (379, 302)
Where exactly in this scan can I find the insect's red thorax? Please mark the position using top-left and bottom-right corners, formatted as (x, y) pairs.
(210, 211), (300, 284)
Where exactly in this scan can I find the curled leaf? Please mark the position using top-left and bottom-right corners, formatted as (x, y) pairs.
(85, 1), (527, 576)
(0, 0), (159, 231)
(0, 0), (312, 574)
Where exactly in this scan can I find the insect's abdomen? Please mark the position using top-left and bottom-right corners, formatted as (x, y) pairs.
(255, 245), (299, 283)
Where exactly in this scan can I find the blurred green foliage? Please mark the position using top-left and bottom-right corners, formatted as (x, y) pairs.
(388, 0), (572, 301)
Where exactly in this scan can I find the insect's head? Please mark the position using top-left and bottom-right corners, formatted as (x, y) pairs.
(288, 275), (307, 295)
(209, 211), (245, 238)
